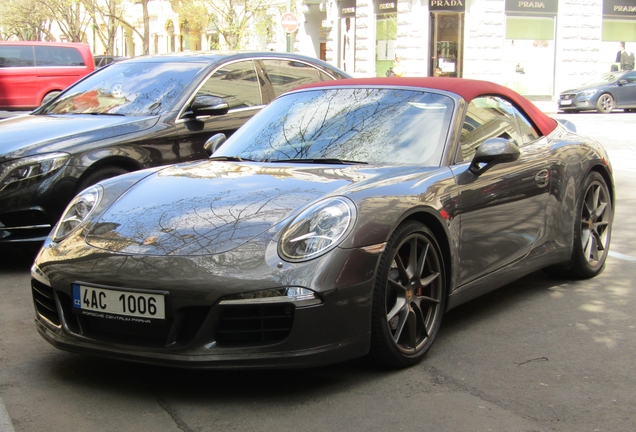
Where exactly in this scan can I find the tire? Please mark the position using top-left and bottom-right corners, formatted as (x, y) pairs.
(596, 94), (614, 113)
(369, 221), (446, 367)
(548, 171), (612, 279)
(77, 166), (129, 193)
(41, 91), (61, 106)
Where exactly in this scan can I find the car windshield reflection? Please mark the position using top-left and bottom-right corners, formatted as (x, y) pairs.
(216, 88), (454, 166)
(38, 61), (205, 116)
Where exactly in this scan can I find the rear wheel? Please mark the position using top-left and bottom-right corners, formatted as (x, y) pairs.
(41, 91), (61, 106)
(596, 94), (614, 113)
(548, 171), (612, 279)
(370, 221), (446, 367)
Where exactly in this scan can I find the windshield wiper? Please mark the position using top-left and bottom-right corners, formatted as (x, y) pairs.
(208, 156), (254, 162)
(268, 158), (368, 165)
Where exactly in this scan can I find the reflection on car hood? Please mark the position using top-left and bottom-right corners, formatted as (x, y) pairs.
(0, 114), (159, 159)
(85, 161), (417, 256)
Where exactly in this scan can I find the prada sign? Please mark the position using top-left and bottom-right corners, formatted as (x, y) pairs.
(430, 0), (465, 11)
(340, 0), (356, 17)
(505, 0), (558, 14)
(374, 0), (397, 14)
(603, 0), (636, 18)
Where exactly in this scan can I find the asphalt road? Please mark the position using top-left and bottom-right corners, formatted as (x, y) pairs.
(1, 112), (635, 432)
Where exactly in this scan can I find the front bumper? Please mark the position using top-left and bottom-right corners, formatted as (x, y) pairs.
(32, 237), (380, 368)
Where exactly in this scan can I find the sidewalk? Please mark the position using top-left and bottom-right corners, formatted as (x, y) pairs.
(528, 99), (558, 114)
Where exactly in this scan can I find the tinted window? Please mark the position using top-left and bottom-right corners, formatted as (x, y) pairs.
(622, 72), (636, 84)
(35, 46), (85, 66)
(458, 96), (537, 162)
(0, 46), (35, 67)
(197, 60), (263, 109)
(216, 88), (454, 166)
(261, 59), (324, 97)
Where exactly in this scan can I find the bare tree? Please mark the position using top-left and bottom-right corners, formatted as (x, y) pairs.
(81, 0), (123, 54)
(40, 0), (92, 42)
(0, 0), (54, 40)
(176, 0), (281, 50)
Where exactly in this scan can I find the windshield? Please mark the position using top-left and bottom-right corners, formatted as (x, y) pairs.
(582, 72), (622, 86)
(39, 61), (205, 116)
(216, 87), (454, 166)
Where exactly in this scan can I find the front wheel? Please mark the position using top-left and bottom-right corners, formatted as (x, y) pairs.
(596, 94), (614, 113)
(77, 166), (129, 193)
(370, 221), (446, 367)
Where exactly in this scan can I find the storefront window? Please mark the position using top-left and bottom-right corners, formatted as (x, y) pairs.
(504, 16), (555, 96)
(601, 19), (636, 71)
(376, 13), (398, 77)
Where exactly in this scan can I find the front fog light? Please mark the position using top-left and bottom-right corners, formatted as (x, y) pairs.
(219, 287), (322, 307)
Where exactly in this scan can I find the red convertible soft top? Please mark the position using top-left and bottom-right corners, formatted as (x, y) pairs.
(296, 77), (558, 137)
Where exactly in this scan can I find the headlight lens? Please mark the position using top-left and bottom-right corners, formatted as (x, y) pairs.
(0, 152), (70, 191)
(51, 185), (103, 242)
(279, 197), (356, 262)
(580, 89), (598, 97)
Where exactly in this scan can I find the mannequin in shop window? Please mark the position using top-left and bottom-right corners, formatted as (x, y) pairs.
(617, 42), (635, 71)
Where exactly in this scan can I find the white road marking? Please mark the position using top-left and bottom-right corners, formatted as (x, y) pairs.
(609, 251), (636, 262)
(0, 397), (15, 432)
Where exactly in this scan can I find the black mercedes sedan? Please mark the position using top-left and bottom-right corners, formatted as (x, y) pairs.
(0, 51), (349, 246)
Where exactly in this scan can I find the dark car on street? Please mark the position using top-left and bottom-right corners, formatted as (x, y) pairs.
(558, 70), (636, 113)
(31, 77), (614, 369)
(0, 51), (349, 246)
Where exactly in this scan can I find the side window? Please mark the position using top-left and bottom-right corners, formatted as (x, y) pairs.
(623, 72), (636, 84)
(261, 59), (324, 97)
(458, 96), (522, 162)
(458, 96), (539, 161)
(514, 108), (540, 143)
(0, 46), (34, 67)
(196, 60), (263, 109)
(35, 46), (85, 67)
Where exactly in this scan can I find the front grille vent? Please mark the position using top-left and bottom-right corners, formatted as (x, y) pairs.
(215, 304), (294, 346)
(560, 94), (576, 101)
(32, 279), (61, 326)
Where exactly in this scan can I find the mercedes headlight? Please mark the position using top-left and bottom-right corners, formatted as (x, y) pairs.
(52, 185), (103, 242)
(580, 89), (598, 97)
(0, 153), (70, 191)
(279, 197), (356, 262)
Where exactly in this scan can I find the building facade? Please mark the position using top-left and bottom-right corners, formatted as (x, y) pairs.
(296, 0), (636, 97)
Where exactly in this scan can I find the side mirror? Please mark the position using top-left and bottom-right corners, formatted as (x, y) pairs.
(190, 95), (229, 117)
(204, 133), (227, 156)
(469, 138), (520, 174)
(618, 79), (628, 86)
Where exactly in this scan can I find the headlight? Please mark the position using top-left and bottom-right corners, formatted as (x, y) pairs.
(580, 89), (598, 97)
(0, 152), (70, 191)
(279, 197), (356, 262)
(51, 185), (103, 242)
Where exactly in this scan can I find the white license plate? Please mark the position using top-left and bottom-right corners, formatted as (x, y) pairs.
(560, 99), (572, 106)
(72, 284), (166, 320)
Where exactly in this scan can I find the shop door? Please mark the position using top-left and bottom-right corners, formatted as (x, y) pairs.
(430, 13), (464, 78)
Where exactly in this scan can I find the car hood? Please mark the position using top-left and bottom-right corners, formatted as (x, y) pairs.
(0, 114), (159, 159)
(85, 161), (435, 256)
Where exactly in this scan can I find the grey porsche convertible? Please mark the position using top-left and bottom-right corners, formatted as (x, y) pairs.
(31, 77), (614, 369)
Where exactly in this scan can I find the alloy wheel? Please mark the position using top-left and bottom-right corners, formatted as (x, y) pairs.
(385, 232), (443, 355)
(580, 179), (611, 267)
